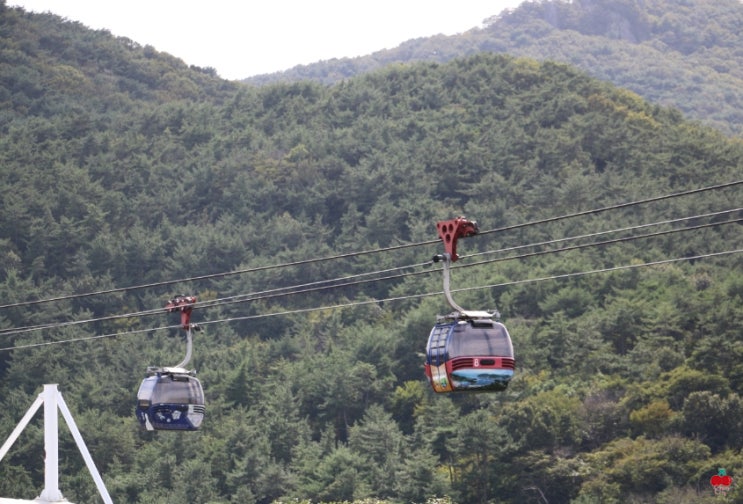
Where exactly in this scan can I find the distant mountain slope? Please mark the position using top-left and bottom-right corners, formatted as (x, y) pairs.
(0, 1), (236, 124)
(245, 0), (743, 136)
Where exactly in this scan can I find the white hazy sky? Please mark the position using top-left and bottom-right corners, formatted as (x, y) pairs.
(8, 1), (525, 80)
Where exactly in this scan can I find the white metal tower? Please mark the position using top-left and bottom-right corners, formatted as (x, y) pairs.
(0, 384), (113, 504)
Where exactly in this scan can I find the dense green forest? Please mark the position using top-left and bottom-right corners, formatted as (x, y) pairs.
(2, 2), (743, 503)
(248, 0), (743, 137)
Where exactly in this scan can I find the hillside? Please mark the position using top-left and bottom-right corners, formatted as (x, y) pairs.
(245, 0), (743, 137)
(1, 3), (743, 503)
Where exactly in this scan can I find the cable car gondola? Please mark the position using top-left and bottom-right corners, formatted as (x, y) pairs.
(424, 217), (515, 393)
(136, 296), (205, 431)
(136, 367), (205, 431)
(426, 314), (514, 392)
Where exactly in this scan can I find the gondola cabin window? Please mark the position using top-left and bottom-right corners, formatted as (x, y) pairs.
(154, 376), (204, 405)
(448, 320), (512, 358)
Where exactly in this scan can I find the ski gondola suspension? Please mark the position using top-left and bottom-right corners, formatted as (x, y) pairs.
(424, 217), (515, 393)
(135, 295), (205, 431)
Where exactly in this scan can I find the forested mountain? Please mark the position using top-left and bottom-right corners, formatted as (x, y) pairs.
(2, 2), (743, 503)
(246, 0), (743, 137)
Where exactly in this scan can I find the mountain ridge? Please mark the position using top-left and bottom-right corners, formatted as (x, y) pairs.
(245, 0), (743, 136)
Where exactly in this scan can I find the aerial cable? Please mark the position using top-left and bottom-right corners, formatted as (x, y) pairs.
(2, 208), (740, 337)
(203, 210), (743, 311)
(192, 259), (432, 311)
(1, 209), (740, 338)
(476, 178), (743, 238)
(0, 260), (432, 338)
(0, 303), (171, 338)
(3, 247), (741, 353)
(159, 213), (743, 312)
(453, 248), (743, 294)
(0, 306), (166, 338)
(457, 213), (743, 270)
(465, 207), (743, 261)
(200, 209), (743, 311)
(0, 240), (432, 311)
(0, 324), (176, 352)
(1, 178), (740, 311)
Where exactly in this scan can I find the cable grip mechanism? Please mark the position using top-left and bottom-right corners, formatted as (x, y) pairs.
(434, 216), (479, 262)
(165, 295), (200, 331)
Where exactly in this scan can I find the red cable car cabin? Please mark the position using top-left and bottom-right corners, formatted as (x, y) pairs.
(425, 316), (515, 393)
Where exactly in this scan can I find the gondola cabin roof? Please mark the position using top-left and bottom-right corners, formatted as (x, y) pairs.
(440, 309), (498, 321)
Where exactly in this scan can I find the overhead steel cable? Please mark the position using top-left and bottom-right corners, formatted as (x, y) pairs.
(475, 179), (743, 238)
(3, 247), (741, 353)
(0, 323), (176, 352)
(465, 207), (743, 261)
(192, 259), (432, 311)
(1, 178), (741, 311)
(192, 212), (743, 312)
(457, 212), (743, 270)
(197, 249), (743, 326)
(1, 209), (740, 339)
(0, 305), (170, 338)
(0, 260), (431, 338)
(0, 240), (432, 311)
